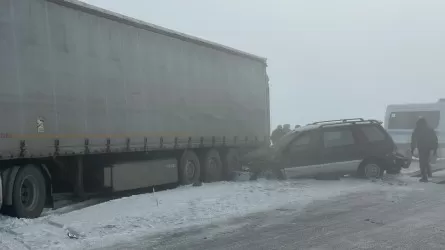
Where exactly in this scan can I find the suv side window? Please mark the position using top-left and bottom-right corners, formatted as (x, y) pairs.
(359, 125), (386, 142)
(323, 128), (355, 148)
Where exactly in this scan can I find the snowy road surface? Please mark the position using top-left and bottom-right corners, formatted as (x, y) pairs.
(0, 162), (441, 249)
(104, 179), (445, 250)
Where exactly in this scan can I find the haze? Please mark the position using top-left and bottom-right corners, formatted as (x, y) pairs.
(83, 0), (445, 128)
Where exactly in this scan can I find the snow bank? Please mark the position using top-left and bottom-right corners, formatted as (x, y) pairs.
(0, 178), (421, 250)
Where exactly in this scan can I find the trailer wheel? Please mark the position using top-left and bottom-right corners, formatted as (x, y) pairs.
(11, 165), (46, 218)
(201, 149), (223, 182)
(179, 151), (201, 185)
(222, 149), (241, 180)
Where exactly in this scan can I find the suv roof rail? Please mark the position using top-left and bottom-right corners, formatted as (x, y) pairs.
(308, 118), (364, 125)
(307, 118), (382, 128)
(368, 119), (383, 124)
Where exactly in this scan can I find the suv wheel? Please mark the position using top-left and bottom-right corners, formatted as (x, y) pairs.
(358, 161), (384, 179)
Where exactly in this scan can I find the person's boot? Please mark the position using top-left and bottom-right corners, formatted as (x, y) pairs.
(419, 178), (428, 183)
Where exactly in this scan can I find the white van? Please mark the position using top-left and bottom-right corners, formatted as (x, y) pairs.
(384, 99), (445, 159)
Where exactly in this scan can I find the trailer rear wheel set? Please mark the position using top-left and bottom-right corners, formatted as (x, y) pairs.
(0, 147), (242, 218)
(1, 165), (49, 218)
(179, 148), (240, 184)
(12, 165), (47, 218)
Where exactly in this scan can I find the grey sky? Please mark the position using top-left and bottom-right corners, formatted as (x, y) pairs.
(84, 0), (445, 128)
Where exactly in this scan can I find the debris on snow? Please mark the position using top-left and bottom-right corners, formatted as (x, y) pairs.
(67, 232), (79, 240)
(364, 218), (385, 226)
(232, 171), (252, 182)
(193, 180), (203, 186)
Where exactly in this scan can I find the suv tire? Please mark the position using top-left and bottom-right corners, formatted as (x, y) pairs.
(358, 160), (384, 179)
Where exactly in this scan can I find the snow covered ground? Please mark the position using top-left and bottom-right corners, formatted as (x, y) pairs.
(0, 176), (426, 250)
(402, 159), (445, 175)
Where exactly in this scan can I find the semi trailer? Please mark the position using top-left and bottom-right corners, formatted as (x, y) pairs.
(0, 0), (270, 218)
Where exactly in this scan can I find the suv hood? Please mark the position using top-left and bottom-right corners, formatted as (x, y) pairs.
(242, 131), (298, 164)
(241, 146), (276, 164)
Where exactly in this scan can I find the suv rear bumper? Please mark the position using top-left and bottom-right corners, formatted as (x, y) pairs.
(387, 152), (411, 171)
(394, 142), (445, 159)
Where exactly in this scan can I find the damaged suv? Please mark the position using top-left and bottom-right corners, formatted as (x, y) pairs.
(244, 118), (410, 180)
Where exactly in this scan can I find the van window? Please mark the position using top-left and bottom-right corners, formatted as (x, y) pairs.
(388, 111), (440, 129)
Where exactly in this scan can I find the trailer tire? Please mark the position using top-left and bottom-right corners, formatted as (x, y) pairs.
(179, 151), (201, 185)
(222, 149), (241, 180)
(11, 165), (47, 218)
(201, 149), (223, 182)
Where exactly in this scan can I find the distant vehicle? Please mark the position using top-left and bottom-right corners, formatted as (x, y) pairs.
(384, 99), (444, 160)
(0, 0), (270, 218)
(244, 118), (410, 179)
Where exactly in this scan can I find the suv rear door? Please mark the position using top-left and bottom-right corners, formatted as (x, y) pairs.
(320, 125), (362, 174)
(355, 124), (395, 158)
(282, 130), (322, 178)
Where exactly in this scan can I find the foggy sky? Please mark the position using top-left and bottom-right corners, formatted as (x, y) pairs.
(83, 0), (445, 128)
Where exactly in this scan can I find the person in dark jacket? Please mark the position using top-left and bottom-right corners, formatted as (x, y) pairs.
(271, 125), (284, 145)
(282, 124), (291, 134)
(411, 117), (438, 182)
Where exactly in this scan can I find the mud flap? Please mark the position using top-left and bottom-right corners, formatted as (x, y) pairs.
(0, 173), (2, 208)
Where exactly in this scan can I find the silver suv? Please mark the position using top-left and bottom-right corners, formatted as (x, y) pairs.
(245, 118), (411, 180)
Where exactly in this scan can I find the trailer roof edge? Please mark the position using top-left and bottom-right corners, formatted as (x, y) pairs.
(47, 0), (268, 64)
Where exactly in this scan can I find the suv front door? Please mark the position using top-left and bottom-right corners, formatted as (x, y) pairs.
(282, 130), (322, 178)
(320, 126), (362, 174)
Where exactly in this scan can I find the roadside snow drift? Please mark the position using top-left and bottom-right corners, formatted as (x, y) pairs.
(0, 178), (422, 250)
